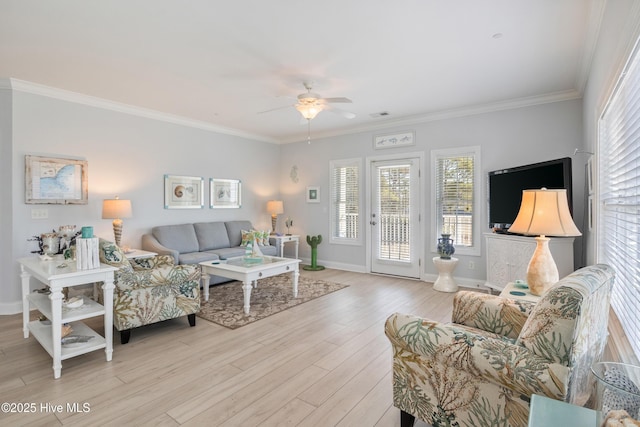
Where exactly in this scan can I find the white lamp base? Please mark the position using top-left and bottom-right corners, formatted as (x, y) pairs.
(526, 235), (559, 296)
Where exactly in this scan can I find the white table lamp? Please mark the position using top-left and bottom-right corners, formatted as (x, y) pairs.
(102, 197), (133, 247)
(508, 188), (581, 295)
(266, 200), (284, 234)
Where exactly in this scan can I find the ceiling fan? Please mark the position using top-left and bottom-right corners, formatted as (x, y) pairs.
(260, 82), (356, 121)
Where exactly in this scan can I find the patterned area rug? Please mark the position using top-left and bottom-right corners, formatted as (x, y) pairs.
(197, 275), (348, 329)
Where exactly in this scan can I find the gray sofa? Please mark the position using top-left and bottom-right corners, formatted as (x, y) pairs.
(141, 220), (277, 285)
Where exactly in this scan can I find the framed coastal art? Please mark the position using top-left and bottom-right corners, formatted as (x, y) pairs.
(373, 131), (415, 150)
(210, 178), (241, 208)
(164, 174), (204, 209)
(306, 186), (320, 203)
(25, 155), (88, 204)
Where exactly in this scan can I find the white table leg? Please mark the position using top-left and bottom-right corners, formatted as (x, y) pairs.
(294, 239), (299, 259)
(201, 273), (210, 301)
(21, 267), (31, 338)
(291, 269), (299, 298)
(102, 277), (114, 362)
(279, 241), (285, 257)
(242, 280), (252, 314)
(50, 287), (63, 379)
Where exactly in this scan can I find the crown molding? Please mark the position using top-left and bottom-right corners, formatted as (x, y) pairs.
(6, 78), (278, 144)
(280, 89), (583, 144)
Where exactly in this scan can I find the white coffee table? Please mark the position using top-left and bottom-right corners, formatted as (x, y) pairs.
(200, 256), (300, 314)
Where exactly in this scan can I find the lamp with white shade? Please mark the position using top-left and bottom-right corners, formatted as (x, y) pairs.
(102, 197), (133, 247)
(266, 200), (284, 234)
(508, 188), (581, 295)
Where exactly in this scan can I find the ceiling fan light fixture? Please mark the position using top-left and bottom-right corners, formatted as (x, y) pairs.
(295, 103), (323, 120)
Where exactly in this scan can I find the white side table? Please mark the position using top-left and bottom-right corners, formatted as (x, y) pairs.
(19, 256), (117, 379)
(432, 256), (459, 292)
(499, 281), (541, 303)
(124, 249), (157, 260)
(269, 234), (300, 259)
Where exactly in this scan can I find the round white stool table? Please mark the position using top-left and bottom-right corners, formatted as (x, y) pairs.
(432, 256), (459, 292)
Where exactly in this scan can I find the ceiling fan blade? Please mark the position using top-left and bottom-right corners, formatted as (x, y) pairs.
(318, 97), (352, 104)
(324, 105), (356, 119)
(257, 104), (293, 114)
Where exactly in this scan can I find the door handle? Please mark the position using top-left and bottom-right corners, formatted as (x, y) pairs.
(370, 220), (377, 226)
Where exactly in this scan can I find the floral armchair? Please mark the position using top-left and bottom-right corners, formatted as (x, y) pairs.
(99, 239), (201, 344)
(385, 264), (615, 427)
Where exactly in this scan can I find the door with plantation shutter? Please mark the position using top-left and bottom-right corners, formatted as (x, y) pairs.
(370, 159), (420, 278)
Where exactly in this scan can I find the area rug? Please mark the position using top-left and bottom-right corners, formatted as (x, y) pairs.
(197, 275), (348, 329)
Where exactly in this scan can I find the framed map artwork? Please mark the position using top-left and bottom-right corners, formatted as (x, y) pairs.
(25, 155), (88, 204)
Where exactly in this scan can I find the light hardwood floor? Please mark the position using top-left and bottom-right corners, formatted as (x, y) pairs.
(0, 269), (627, 426)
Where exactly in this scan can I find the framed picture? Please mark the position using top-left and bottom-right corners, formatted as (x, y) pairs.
(306, 186), (320, 203)
(164, 174), (204, 209)
(25, 155), (88, 204)
(373, 131), (415, 149)
(210, 178), (241, 208)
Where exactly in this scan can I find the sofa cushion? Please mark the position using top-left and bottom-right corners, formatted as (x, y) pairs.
(194, 222), (231, 251)
(178, 251), (220, 265)
(206, 247), (247, 260)
(152, 224), (199, 254)
(99, 239), (133, 272)
(225, 221), (254, 247)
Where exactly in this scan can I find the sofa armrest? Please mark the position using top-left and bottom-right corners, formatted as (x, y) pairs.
(385, 312), (569, 400)
(452, 291), (536, 339)
(141, 233), (179, 265)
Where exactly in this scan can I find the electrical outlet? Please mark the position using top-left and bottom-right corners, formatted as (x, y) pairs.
(468, 261), (475, 270)
(31, 208), (48, 219)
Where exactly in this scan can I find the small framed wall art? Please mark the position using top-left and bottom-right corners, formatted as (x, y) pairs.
(306, 186), (320, 203)
(164, 174), (204, 209)
(373, 131), (415, 150)
(210, 178), (241, 208)
(25, 155), (88, 204)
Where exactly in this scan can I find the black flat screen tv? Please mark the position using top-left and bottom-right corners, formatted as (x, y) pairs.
(488, 157), (573, 232)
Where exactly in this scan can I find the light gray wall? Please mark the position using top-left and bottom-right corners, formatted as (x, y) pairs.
(3, 89), (280, 313)
(279, 99), (583, 283)
(0, 84), (13, 311)
(582, 0), (640, 265)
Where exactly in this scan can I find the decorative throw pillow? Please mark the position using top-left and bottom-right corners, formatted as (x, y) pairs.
(253, 230), (265, 246)
(262, 230), (270, 246)
(241, 229), (253, 247)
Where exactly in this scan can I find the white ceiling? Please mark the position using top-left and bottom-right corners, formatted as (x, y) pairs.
(0, 0), (602, 144)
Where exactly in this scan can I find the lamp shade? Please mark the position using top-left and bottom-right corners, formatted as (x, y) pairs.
(266, 200), (284, 215)
(508, 189), (581, 237)
(102, 198), (133, 219)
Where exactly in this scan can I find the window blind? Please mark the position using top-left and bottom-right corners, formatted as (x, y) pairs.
(376, 164), (411, 261)
(330, 159), (360, 243)
(598, 36), (640, 358)
(435, 154), (475, 248)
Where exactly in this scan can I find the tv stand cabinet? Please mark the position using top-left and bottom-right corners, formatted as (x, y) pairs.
(484, 233), (574, 291)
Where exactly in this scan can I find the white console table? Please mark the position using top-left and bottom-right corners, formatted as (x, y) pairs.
(19, 256), (117, 379)
(484, 233), (574, 291)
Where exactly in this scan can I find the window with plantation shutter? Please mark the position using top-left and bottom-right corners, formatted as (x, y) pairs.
(330, 158), (361, 244)
(597, 36), (640, 359)
(431, 146), (481, 256)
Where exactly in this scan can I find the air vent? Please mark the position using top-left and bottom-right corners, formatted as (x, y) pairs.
(370, 111), (390, 118)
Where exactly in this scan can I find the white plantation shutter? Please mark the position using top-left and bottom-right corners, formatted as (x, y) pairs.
(330, 158), (360, 244)
(434, 150), (476, 249)
(598, 37), (640, 358)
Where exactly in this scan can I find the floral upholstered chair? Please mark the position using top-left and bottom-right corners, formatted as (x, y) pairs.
(385, 264), (615, 427)
(99, 239), (201, 344)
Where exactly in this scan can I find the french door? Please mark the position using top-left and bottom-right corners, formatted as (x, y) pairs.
(369, 158), (421, 278)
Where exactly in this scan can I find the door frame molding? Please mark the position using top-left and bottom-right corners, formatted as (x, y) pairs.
(365, 151), (426, 280)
